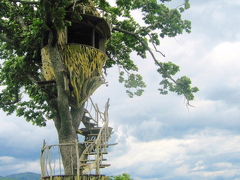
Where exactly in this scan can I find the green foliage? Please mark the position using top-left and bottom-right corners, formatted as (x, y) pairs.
(99, 0), (194, 98)
(0, 0), (198, 126)
(157, 62), (199, 102)
(0, 50), (54, 126)
(111, 173), (133, 180)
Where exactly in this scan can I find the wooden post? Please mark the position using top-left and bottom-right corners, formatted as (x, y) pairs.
(75, 140), (80, 180)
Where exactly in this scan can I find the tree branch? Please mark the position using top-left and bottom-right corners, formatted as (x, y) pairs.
(112, 27), (196, 105)
(112, 27), (163, 68)
(152, 41), (165, 57)
(148, 34), (165, 57)
(112, 27), (177, 83)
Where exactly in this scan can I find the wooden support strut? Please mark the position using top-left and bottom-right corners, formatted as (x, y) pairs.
(37, 80), (56, 86)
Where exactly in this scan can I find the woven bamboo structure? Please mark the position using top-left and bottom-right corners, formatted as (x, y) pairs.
(41, 44), (107, 105)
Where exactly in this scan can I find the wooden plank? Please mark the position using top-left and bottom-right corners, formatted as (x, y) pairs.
(84, 151), (108, 155)
(80, 159), (107, 162)
(87, 134), (99, 136)
(37, 80), (56, 85)
(99, 164), (111, 168)
(83, 140), (94, 143)
(101, 143), (117, 147)
(83, 142), (95, 145)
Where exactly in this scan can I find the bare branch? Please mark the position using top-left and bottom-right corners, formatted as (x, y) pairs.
(112, 27), (178, 83)
(148, 34), (166, 57)
(152, 42), (165, 57)
(112, 27), (163, 68)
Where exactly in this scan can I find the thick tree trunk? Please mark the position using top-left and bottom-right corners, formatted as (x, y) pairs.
(48, 45), (84, 175)
(56, 105), (85, 175)
(58, 129), (78, 175)
(58, 129), (77, 175)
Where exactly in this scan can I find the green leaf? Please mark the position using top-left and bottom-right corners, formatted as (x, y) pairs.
(179, 7), (185, 13)
(185, 0), (190, 9)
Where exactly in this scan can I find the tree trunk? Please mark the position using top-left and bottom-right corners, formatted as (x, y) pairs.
(56, 105), (85, 175)
(40, 0), (99, 176)
(48, 45), (84, 175)
(58, 128), (78, 175)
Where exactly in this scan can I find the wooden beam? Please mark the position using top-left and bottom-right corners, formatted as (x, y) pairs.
(37, 80), (56, 85)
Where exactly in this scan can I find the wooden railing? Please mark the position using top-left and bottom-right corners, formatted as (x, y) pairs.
(40, 99), (116, 179)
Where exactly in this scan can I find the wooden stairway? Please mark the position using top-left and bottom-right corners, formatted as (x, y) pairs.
(77, 100), (115, 175)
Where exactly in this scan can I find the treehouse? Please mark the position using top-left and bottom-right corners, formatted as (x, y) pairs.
(66, 0), (111, 47)
(41, 2), (111, 105)
(40, 3), (115, 179)
(67, 9), (111, 51)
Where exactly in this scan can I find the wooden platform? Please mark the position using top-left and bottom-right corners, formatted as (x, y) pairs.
(42, 175), (109, 180)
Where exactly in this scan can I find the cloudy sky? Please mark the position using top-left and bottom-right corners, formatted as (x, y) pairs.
(1, 0), (240, 179)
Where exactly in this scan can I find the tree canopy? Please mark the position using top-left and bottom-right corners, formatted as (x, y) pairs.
(0, 0), (198, 127)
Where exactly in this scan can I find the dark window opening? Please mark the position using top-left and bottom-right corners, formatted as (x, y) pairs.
(68, 24), (93, 46)
(42, 30), (49, 47)
(68, 23), (104, 50)
(95, 31), (100, 49)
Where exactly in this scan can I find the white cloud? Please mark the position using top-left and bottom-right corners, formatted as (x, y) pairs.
(192, 160), (205, 171)
(0, 156), (15, 164)
(213, 162), (234, 169)
(106, 128), (240, 179)
(193, 169), (240, 179)
(223, 0), (240, 6)
(206, 42), (240, 68)
(191, 41), (240, 105)
(0, 111), (58, 158)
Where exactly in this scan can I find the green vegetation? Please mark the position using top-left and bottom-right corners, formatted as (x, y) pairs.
(112, 173), (133, 180)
